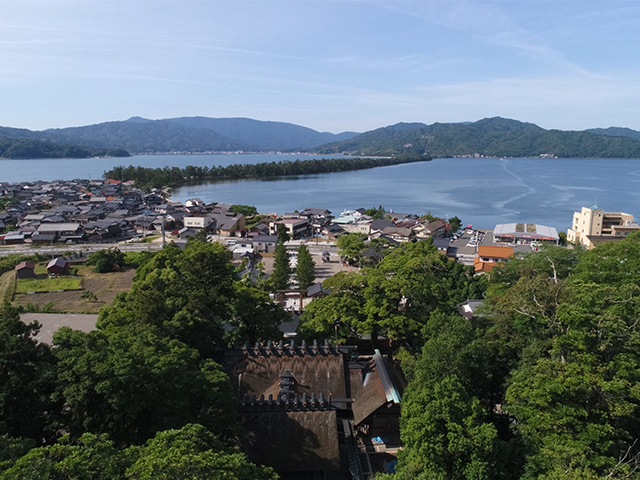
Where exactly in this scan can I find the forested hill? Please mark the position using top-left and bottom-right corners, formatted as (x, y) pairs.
(586, 126), (640, 141)
(3, 116), (640, 157)
(0, 117), (359, 154)
(0, 135), (130, 159)
(43, 117), (359, 153)
(164, 117), (359, 151)
(315, 117), (640, 158)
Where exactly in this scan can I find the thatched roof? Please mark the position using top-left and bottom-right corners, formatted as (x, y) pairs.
(350, 350), (406, 425)
(240, 410), (341, 472)
(226, 344), (347, 401)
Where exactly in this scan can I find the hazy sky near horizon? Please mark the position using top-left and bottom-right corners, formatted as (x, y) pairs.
(1, 1), (639, 133)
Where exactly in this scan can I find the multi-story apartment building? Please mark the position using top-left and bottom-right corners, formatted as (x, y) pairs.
(567, 205), (639, 249)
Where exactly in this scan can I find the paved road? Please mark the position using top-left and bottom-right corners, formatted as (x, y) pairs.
(0, 242), (165, 258)
(0, 238), (338, 258)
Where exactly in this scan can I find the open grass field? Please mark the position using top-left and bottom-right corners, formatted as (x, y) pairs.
(13, 266), (136, 314)
(0, 270), (16, 303)
(15, 276), (82, 293)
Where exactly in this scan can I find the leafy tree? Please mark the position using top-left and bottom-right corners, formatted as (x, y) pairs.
(224, 283), (285, 346)
(364, 205), (386, 219)
(361, 237), (395, 266)
(0, 304), (59, 443)
(299, 272), (367, 342)
(362, 240), (480, 343)
(126, 424), (277, 480)
(0, 197), (17, 212)
(230, 205), (258, 217)
(3, 425), (276, 480)
(336, 233), (366, 266)
(558, 230), (567, 246)
(268, 242), (290, 291)
(397, 376), (502, 480)
(188, 228), (210, 243)
(2, 433), (134, 480)
(302, 240), (483, 344)
(421, 211), (438, 223)
(295, 244), (315, 290)
(448, 216), (462, 233)
(52, 325), (237, 446)
(482, 233), (640, 479)
(0, 434), (35, 473)
(123, 250), (156, 269)
(394, 312), (520, 480)
(85, 247), (126, 273)
(98, 241), (236, 357)
(275, 223), (290, 244)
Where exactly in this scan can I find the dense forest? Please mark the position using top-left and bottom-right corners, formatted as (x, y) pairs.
(302, 232), (640, 479)
(2, 232), (640, 478)
(316, 117), (640, 158)
(0, 136), (129, 159)
(103, 154), (432, 190)
(0, 239), (283, 478)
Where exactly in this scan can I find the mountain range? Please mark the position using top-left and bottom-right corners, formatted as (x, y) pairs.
(317, 117), (640, 158)
(1, 116), (640, 159)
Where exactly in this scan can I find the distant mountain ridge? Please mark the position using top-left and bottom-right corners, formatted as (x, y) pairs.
(0, 117), (359, 154)
(0, 135), (129, 159)
(1, 116), (640, 159)
(586, 127), (640, 142)
(316, 117), (640, 158)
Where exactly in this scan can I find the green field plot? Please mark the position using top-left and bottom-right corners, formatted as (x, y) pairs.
(15, 276), (82, 293)
(0, 271), (16, 302)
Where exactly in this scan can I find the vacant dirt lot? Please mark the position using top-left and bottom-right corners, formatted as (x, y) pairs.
(13, 267), (136, 314)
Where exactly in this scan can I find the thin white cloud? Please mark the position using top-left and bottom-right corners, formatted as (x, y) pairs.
(378, 0), (592, 74)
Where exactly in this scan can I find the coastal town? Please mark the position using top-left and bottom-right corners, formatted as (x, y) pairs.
(1, 177), (638, 268)
(2, 177), (640, 480)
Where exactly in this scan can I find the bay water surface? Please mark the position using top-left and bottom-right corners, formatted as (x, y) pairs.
(2, 154), (639, 232)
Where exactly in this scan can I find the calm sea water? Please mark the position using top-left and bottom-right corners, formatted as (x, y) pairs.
(2, 154), (639, 231)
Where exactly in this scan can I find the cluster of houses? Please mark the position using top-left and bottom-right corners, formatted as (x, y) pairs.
(4, 178), (636, 282)
(0, 179), (163, 245)
(0, 182), (452, 256)
(0, 179), (250, 246)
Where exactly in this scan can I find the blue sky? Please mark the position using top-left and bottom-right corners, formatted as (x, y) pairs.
(1, 1), (639, 133)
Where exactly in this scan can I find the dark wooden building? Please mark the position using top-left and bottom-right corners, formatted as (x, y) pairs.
(46, 257), (70, 275)
(225, 341), (405, 479)
(14, 261), (36, 279)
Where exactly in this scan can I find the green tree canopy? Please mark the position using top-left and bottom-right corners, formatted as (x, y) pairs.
(295, 244), (315, 290)
(483, 233), (640, 479)
(98, 241), (236, 357)
(336, 233), (366, 267)
(275, 224), (290, 244)
(52, 325), (237, 446)
(364, 205), (386, 219)
(268, 242), (290, 291)
(301, 239), (483, 345)
(126, 424), (277, 480)
(2, 433), (134, 480)
(0, 304), (59, 443)
(86, 247), (126, 273)
(230, 205), (258, 217)
(3, 425), (277, 480)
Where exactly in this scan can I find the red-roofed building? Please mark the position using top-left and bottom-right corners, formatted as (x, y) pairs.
(474, 245), (514, 273)
(15, 261), (36, 279)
